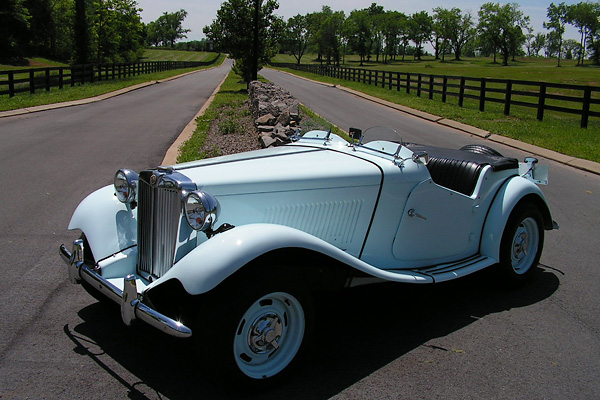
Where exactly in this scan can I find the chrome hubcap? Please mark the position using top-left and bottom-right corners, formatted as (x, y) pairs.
(510, 217), (539, 274)
(248, 312), (283, 353)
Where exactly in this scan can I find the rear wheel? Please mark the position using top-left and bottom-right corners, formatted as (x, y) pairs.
(498, 203), (544, 284)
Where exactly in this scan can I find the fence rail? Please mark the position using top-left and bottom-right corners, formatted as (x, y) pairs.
(276, 63), (600, 128)
(0, 59), (218, 98)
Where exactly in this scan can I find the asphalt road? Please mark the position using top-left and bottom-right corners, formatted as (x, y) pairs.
(0, 62), (598, 399)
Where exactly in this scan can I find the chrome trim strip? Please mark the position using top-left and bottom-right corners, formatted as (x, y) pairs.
(60, 242), (192, 338)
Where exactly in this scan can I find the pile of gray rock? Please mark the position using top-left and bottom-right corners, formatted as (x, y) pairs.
(249, 81), (301, 148)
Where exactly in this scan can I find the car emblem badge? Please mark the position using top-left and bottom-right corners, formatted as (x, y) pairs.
(150, 174), (157, 185)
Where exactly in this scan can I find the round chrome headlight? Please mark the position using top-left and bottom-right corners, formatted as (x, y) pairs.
(184, 191), (218, 231)
(114, 169), (138, 203)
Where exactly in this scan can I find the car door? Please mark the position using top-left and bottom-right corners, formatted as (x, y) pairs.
(392, 179), (485, 267)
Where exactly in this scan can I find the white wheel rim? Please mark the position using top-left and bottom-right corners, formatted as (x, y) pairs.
(233, 292), (305, 379)
(511, 217), (540, 274)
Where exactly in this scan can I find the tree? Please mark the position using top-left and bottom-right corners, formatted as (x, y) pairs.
(285, 14), (311, 64)
(346, 9), (372, 65)
(366, 3), (385, 62)
(434, 7), (474, 61)
(568, 1), (600, 65)
(381, 11), (407, 62)
(544, 2), (569, 66)
(531, 32), (547, 56)
(147, 9), (190, 48)
(478, 2), (529, 66)
(204, 0), (282, 83)
(408, 11), (432, 60)
(92, 0), (144, 63)
(0, 0), (31, 62)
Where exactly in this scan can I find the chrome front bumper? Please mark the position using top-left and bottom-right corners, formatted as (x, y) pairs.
(60, 240), (192, 338)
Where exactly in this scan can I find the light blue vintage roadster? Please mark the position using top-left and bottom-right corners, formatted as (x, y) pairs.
(61, 127), (557, 383)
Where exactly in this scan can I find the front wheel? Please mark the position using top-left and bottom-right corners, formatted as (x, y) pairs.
(498, 203), (544, 284)
(195, 275), (312, 385)
(234, 291), (306, 380)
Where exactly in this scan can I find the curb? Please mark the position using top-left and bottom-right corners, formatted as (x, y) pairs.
(267, 67), (600, 176)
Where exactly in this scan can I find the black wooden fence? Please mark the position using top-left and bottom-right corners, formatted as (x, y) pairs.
(277, 63), (600, 128)
(0, 59), (219, 98)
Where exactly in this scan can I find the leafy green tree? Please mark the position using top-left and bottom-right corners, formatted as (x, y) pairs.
(204, 0), (282, 83)
(544, 2), (569, 66)
(92, 0), (144, 63)
(366, 3), (385, 62)
(346, 9), (372, 65)
(147, 9), (190, 48)
(381, 11), (407, 62)
(568, 1), (600, 65)
(308, 6), (345, 65)
(285, 14), (311, 64)
(532, 32), (547, 56)
(478, 2), (529, 66)
(1, 0), (31, 62)
(408, 11), (432, 60)
(436, 7), (475, 61)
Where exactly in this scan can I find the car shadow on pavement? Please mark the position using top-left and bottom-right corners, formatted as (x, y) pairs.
(67, 266), (560, 400)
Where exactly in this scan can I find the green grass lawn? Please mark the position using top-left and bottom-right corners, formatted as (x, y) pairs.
(141, 49), (219, 63)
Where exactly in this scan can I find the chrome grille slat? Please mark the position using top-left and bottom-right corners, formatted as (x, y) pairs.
(137, 172), (186, 278)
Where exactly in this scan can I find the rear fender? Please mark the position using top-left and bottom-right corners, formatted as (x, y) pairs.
(153, 223), (433, 295)
(68, 185), (137, 261)
(480, 176), (552, 261)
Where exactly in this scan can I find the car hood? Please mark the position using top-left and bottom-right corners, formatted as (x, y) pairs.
(174, 145), (383, 195)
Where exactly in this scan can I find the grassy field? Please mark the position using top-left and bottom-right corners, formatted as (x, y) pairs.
(0, 52), (224, 111)
(271, 54), (600, 163)
(141, 49), (219, 62)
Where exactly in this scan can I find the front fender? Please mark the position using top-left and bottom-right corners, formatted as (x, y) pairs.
(154, 223), (433, 295)
(480, 176), (552, 261)
(68, 185), (137, 261)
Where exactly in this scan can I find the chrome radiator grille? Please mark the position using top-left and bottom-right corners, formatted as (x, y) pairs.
(137, 170), (189, 278)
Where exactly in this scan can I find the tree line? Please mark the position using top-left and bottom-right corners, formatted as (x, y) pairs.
(279, 1), (600, 67)
(1, 0), (191, 65)
(205, 0), (600, 84)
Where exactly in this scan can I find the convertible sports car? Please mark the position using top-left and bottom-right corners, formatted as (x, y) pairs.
(60, 127), (557, 383)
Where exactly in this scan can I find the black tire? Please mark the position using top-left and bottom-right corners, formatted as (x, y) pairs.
(460, 144), (504, 157)
(498, 203), (544, 285)
(195, 269), (313, 386)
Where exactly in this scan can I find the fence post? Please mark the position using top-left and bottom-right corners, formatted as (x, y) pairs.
(581, 86), (591, 128)
(396, 72), (400, 91)
(369, 70), (372, 85)
(8, 71), (15, 97)
(458, 77), (465, 107)
(428, 75), (434, 100)
(30, 70), (35, 94)
(417, 74), (422, 97)
(59, 68), (64, 89)
(479, 78), (486, 112)
(406, 73), (411, 94)
(442, 76), (448, 102)
(382, 71), (385, 88)
(537, 82), (546, 121)
(374, 70), (378, 87)
(504, 80), (512, 115)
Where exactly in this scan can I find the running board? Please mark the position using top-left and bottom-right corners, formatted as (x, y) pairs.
(409, 255), (496, 283)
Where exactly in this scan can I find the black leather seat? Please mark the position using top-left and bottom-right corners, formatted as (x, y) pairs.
(405, 144), (519, 196)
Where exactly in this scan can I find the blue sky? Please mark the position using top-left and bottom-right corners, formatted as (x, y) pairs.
(137, 0), (582, 43)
